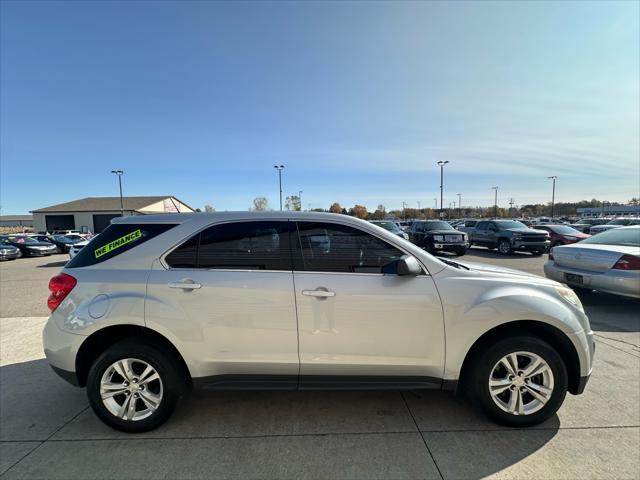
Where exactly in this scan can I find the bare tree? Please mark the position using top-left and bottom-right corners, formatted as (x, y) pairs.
(252, 197), (269, 211)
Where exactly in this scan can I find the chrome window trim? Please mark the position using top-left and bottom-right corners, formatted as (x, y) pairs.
(159, 218), (430, 276)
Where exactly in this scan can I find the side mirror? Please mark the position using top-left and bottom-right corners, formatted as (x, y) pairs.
(396, 255), (422, 276)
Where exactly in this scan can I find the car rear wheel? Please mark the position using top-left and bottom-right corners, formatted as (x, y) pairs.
(470, 336), (568, 427)
(497, 239), (512, 255)
(86, 341), (181, 432)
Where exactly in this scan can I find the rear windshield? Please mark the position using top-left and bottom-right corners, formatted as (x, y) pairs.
(581, 228), (640, 247)
(66, 223), (176, 267)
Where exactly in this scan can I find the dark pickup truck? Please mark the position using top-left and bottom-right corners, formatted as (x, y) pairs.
(459, 220), (550, 255)
(409, 220), (469, 256)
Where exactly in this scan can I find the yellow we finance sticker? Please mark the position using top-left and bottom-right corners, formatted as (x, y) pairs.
(94, 229), (142, 258)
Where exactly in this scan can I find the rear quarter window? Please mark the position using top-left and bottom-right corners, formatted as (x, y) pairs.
(66, 223), (176, 268)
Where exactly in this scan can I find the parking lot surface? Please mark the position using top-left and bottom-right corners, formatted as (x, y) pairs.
(1, 250), (639, 479)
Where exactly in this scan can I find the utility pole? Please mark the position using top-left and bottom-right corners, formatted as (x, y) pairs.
(111, 170), (124, 216)
(273, 165), (285, 211)
(402, 201), (407, 221)
(298, 190), (303, 212)
(437, 161), (449, 217)
(509, 198), (515, 217)
(457, 193), (462, 217)
(492, 186), (499, 219)
(548, 176), (557, 218)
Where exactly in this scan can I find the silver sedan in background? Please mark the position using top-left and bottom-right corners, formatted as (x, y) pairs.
(544, 226), (640, 298)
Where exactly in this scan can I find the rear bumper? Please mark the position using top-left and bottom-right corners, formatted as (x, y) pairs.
(42, 317), (85, 386)
(544, 262), (640, 298)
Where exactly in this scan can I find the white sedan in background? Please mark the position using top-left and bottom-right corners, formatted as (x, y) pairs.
(544, 226), (640, 298)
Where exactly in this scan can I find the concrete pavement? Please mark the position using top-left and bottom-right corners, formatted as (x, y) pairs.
(1, 251), (639, 479)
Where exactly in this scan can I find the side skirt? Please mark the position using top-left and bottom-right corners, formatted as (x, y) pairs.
(192, 374), (443, 391)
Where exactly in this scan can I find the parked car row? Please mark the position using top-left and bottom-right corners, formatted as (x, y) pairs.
(0, 233), (92, 260)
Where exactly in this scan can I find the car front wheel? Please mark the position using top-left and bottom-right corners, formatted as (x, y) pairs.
(497, 239), (513, 255)
(470, 336), (568, 427)
(86, 341), (182, 433)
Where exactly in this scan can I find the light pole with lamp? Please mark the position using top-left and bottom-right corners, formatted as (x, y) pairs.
(457, 193), (462, 217)
(298, 190), (303, 212)
(437, 161), (449, 216)
(548, 176), (557, 218)
(273, 165), (285, 211)
(492, 186), (499, 219)
(111, 170), (124, 217)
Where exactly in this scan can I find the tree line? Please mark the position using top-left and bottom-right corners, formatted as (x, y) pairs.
(194, 197), (639, 219)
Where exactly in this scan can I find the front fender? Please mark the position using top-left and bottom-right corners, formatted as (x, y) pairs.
(440, 280), (586, 380)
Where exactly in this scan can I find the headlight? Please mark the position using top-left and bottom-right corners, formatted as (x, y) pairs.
(433, 235), (444, 241)
(555, 286), (584, 312)
(514, 234), (522, 239)
(563, 236), (578, 241)
(402, 233), (409, 240)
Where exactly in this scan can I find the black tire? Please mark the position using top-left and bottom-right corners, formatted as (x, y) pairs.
(469, 336), (568, 427)
(86, 340), (182, 433)
(455, 249), (467, 257)
(530, 250), (543, 256)
(497, 239), (512, 255)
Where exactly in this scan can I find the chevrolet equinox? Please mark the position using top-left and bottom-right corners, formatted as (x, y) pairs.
(43, 212), (594, 432)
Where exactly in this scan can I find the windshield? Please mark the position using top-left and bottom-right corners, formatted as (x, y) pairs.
(494, 220), (528, 229)
(373, 221), (401, 232)
(10, 236), (39, 244)
(607, 219), (631, 225)
(581, 228), (640, 247)
(550, 226), (582, 235)
(423, 221), (455, 231)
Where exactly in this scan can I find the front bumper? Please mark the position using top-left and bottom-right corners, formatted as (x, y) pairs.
(26, 248), (56, 256)
(0, 251), (20, 260)
(432, 241), (469, 252)
(512, 240), (550, 251)
(544, 261), (640, 299)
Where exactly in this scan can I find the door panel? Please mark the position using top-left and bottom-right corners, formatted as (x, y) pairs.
(147, 266), (299, 379)
(146, 220), (299, 380)
(291, 220), (445, 379)
(294, 272), (444, 378)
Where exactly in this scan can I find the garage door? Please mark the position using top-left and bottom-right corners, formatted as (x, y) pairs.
(93, 214), (120, 233)
(45, 215), (75, 231)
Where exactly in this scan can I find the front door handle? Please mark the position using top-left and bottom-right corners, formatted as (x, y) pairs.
(302, 289), (335, 298)
(168, 280), (202, 290)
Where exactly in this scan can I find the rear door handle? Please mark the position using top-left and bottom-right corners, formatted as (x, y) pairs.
(302, 289), (335, 298)
(168, 280), (202, 290)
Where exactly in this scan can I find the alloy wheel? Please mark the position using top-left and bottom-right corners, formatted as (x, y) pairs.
(100, 358), (163, 421)
(488, 351), (554, 416)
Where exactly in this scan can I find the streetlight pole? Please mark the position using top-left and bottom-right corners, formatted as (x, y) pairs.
(298, 190), (303, 212)
(111, 170), (124, 216)
(273, 165), (285, 211)
(492, 186), (499, 219)
(437, 161), (449, 217)
(548, 176), (557, 218)
(457, 193), (462, 218)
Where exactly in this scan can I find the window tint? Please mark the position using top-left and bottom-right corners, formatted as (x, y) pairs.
(476, 221), (489, 230)
(165, 221), (292, 270)
(165, 234), (199, 268)
(294, 222), (405, 273)
(464, 220), (476, 227)
(67, 223), (176, 268)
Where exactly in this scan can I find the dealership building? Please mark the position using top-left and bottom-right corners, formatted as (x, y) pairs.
(31, 196), (194, 233)
(576, 205), (640, 218)
(0, 215), (34, 228)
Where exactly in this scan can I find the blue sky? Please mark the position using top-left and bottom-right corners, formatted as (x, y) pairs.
(1, 0), (638, 214)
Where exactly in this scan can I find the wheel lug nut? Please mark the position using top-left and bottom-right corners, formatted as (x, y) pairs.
(134, 393), (139, 398)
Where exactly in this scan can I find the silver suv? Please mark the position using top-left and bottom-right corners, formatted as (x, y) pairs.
(43, 212), (594, 432)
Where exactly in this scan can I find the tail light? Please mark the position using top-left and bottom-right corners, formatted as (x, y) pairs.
(548, 250), (554, 260)
(48, 273), (77, 311)
(612, 254), (640, 270)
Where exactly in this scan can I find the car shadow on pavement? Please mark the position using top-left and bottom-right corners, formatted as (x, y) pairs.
(579, 291), (640, 333)
(36, 260), (68, 268)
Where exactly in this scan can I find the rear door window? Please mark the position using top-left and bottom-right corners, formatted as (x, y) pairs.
(165, 221), (292, 271)
(67, 223), (177, 268)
